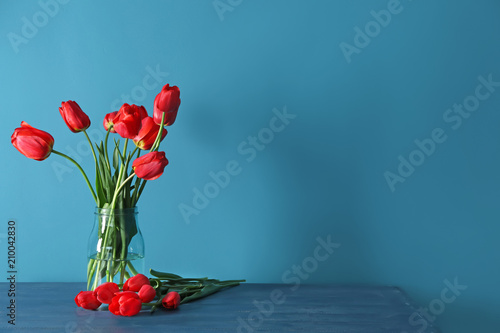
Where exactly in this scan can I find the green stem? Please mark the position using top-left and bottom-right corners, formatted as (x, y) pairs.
(83, 130), (98, 166)
(217, 279), (246, 284)
(112, 139), (128, 204)
(111, 173), (136, 207)
(125, 146), (138, 175)
(134, 179), (147, 206)
(93, 211), (114, 290)
(104, 128), (112, 172)
(162, 284), (204, 289)
(127, 261), (139, 276)
(87, 259), (96, 290)
(143, 302), (158, 307)
(130, 146), (139, 158)
(52, 150), (97, 203)
(151, 112), (166, 152)
(83, 130), (103, 206)
(122, 139), (129, 162)
(119, 219), (127, 284)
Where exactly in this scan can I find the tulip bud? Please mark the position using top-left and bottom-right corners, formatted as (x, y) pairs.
(103, 111), (118, 133)
(93, 282), (120, 304)
(75, 291), (102, 310)
(59, 100), (91, 133)
(153, 84), (181, 126)
(132, 151), (169, 181)
(109, 292), (142, 316)
(11, 121), (54, 161)
(113, 104), (148, 139)
(162, 291), (180, 309)
(123, 273), (150, 292)
(138, 284), (156, 303)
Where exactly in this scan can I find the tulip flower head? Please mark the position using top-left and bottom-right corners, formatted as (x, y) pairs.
(132, 151), (169, 181)
(153, 84), (181, 126)
(162, 291), (181, 310)
(109, 291), (142, 316)
(11, 121), (54, 161)
(113, 104), (148, 139)
(123, 273), (150, 292)
(103, 111), (118, 133)
(75, 291), (102, 310)
(59, 100), (91, 133)
(93, 282), (120, 304)
(138, 284), (156, 303)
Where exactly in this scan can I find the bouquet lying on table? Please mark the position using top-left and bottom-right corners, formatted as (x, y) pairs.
(75, 270), (244, 316)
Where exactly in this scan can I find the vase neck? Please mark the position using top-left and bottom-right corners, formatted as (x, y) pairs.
(95, 206), (138, 216)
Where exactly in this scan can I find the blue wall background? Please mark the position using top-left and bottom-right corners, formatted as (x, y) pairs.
(1, 0), (499, 331)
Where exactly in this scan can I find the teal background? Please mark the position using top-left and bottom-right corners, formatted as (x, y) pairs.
(1, 0), (500, 331)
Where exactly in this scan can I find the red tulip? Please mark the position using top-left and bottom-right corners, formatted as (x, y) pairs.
(123, 273), (150, 292)
(138, 284), (156, 303)
(103, 111), (118, 133)
(59, 101), (91, 133)
(74, 291), (102, 310)
(11, 121), (54, 161)
(153, 84), (180, 126)
(132, 151), (169, 181)
(133, 117), (167, 150)
(93, 282), (120, 304)
(109, 291), (142, 316)
(162, 291), (180, 309)
(113, 104), (148, 139)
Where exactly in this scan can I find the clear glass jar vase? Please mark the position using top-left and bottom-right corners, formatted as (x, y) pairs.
(87, 207), (145, 290)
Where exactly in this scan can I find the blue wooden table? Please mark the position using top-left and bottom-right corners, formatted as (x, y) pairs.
(0, 283), (440, 332)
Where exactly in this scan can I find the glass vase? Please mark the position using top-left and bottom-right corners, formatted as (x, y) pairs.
(87, 207), (145, 290)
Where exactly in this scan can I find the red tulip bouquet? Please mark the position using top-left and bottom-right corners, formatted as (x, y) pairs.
(11, 84), (180, 290)
(11, 83), (244, 315)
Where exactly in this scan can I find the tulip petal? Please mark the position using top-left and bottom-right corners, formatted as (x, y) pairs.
(109, 297), (121, 316)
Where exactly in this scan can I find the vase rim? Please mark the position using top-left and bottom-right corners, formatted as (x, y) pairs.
(95, 206), (138, 215)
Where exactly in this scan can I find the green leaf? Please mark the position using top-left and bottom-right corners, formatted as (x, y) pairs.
(115, 212), (138, 253)
(95, 174), (103, 207)
(180, 284), (229, 304)
(112, 168), (120, 183)
(150, 269), (183, 280)
(93, 143), (107, 205)
(113, 144), (120, 170)
(96, 142), (112, 202)
(132, 177), (142, 206)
